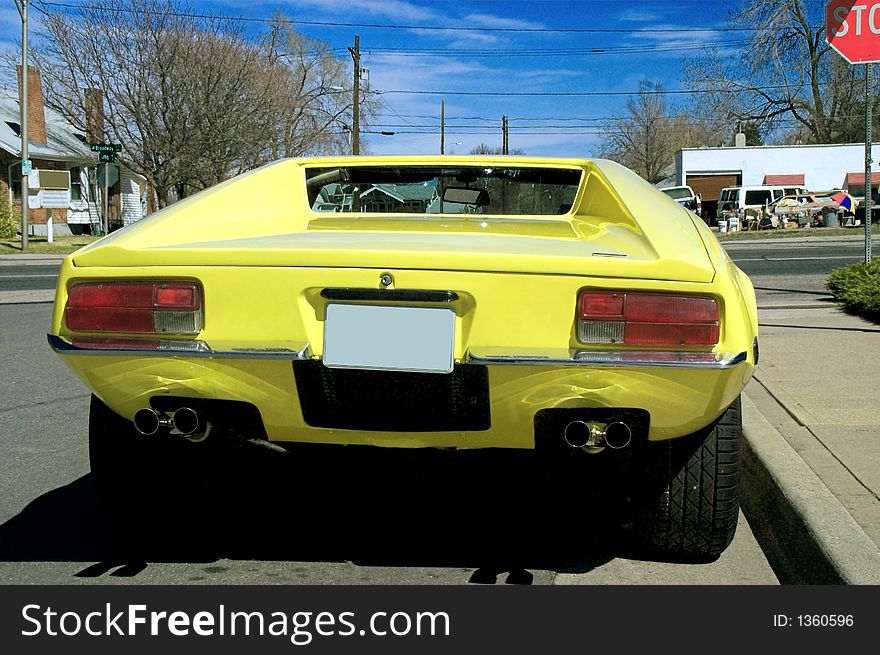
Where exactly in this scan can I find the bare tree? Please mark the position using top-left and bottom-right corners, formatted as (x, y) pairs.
(684, 0), (879, 144)
(596, 80), (683, 184)
(469, 144), (525, 155)
(29, 0), (356, 207)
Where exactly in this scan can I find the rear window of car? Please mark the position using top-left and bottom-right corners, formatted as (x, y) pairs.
(305, 166), (582, 215)
(662, 187), (691, 200)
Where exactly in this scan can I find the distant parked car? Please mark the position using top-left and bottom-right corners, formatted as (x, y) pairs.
(717, 185), (787, 215)
(659, 185), (702, 216)
(770, 193), (843, 226)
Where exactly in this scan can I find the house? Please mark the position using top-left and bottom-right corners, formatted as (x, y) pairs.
(1, 67), (145, 236)
(314, 182), (437, 212)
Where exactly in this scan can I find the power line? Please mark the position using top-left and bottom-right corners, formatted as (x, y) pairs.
(36, 1), (785, 33)
(361, 42), (744, 58)
(376, 83), (829, 97)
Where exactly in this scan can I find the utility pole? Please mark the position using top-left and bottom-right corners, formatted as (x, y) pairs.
(16, 0), (29, 253)
(349, 35), (360, 156)
(866, 62), (873, 265)
(440, 98), (445, 155)
(502, 115), (509, 155)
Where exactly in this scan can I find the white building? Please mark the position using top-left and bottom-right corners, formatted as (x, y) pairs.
(674, 143), (880, 219)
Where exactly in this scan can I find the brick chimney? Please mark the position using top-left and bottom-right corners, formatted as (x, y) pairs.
(17, 65), (47, 146)
(85, 88), (104, 143)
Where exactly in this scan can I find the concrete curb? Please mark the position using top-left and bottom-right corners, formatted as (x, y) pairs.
(0, 290), (55, 304)
(740, 393), (880, 584)
(0, 254), (66, 262)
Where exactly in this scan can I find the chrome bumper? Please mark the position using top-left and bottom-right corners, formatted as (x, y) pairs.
(48, 334), (747, 370)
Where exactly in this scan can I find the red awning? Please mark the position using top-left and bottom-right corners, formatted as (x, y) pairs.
(845, 172), (880, 185)
(763, 174), (805, 185)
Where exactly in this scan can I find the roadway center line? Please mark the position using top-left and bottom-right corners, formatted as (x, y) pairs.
(0, 274), (59, 278)
(731, 256), (859, 261)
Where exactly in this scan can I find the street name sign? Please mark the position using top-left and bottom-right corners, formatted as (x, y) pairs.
(826, 0), (880, 63)
(99, 152), (117, 163)
(89, 143), (122, 153)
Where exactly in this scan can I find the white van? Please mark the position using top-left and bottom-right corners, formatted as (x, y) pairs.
(717, 185), (790, 214)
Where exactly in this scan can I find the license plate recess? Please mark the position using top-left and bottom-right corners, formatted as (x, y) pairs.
(323, 304), (455, 374)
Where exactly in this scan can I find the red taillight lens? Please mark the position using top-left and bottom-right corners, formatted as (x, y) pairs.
(623, 323), (719, 346)
(155, 285), (200, 309)
(623, 294), (717, 323)
(579, 292), (625, 320)
(67, 283), (154, 308)
(577, 291), (719, 347)
(65, 282), (202, 334)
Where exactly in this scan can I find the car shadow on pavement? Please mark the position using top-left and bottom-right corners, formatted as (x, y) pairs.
(0, 445), (638, 582)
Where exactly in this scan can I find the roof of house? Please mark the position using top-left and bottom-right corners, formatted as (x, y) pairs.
(845, 172), (880, 185)
(367, 183), (436, 203)
(764, 173), (805, 185)
(0, 89), (94, 162)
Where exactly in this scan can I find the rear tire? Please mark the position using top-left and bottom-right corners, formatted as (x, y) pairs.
(633, 396), (742, 561)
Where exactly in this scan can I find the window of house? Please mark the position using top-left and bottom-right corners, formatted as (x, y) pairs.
(69, 166), (83, 201)
(10, 165), (21, 201)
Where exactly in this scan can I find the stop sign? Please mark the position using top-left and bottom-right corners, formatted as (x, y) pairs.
(827, 1), (880, 63)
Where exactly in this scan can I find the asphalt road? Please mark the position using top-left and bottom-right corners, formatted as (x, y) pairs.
(726, 239), (870, 278)
(0, 264), (61, 292)
(0, 303), (777, 585)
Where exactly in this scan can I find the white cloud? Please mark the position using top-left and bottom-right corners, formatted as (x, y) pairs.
(283, 0), (441, 23)
(620, 10), (661, 23)
(514, 69), (584, 81)
(461, 13), (545, 30)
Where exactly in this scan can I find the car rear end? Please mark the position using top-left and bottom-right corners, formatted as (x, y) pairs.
(49, 157), (757, 453)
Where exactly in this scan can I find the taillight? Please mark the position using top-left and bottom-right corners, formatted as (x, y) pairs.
(65, 282), (202, 334)
(578, 291), (719, 346)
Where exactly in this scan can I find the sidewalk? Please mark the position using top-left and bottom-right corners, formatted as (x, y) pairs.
(740, 298), (880, 583)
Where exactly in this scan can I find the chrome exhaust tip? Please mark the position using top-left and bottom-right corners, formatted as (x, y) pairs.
(563, 420), (605, 454)
(171, 407), (203, 436)
(133, 408), (171, 436)
(563, 420), (593, 449)
(603, 421), (632, 450)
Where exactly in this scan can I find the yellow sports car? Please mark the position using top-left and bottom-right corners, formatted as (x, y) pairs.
(49, 156), (758, 559)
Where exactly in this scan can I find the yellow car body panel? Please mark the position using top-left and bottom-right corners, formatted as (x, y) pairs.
(49, 156), (757, 448)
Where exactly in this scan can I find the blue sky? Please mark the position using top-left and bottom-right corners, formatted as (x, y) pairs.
(2, 0), (738, 156)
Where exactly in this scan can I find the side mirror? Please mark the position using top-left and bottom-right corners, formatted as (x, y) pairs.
(442, 186), (490, 206)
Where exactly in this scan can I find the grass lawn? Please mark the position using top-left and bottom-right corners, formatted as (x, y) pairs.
(0, 235), (101, 255)
(712, 226), (866, 240)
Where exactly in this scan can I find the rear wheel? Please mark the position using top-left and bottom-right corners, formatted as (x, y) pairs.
(632, 396), (742, 561)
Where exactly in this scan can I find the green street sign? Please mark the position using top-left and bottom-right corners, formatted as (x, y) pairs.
(90, 143), (122, 153)
(99, 152), (117, 163)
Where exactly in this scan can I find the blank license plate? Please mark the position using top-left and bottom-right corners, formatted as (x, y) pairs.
(323, 304), (455, 373)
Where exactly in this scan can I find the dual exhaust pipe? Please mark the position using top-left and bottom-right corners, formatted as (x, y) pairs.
(563, 420), (632, 453)
(133, 406), (208, 440)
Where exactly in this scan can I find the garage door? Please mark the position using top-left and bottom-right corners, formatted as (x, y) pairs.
(686, 174), (742, 202)
(686, 173), (742, 222)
